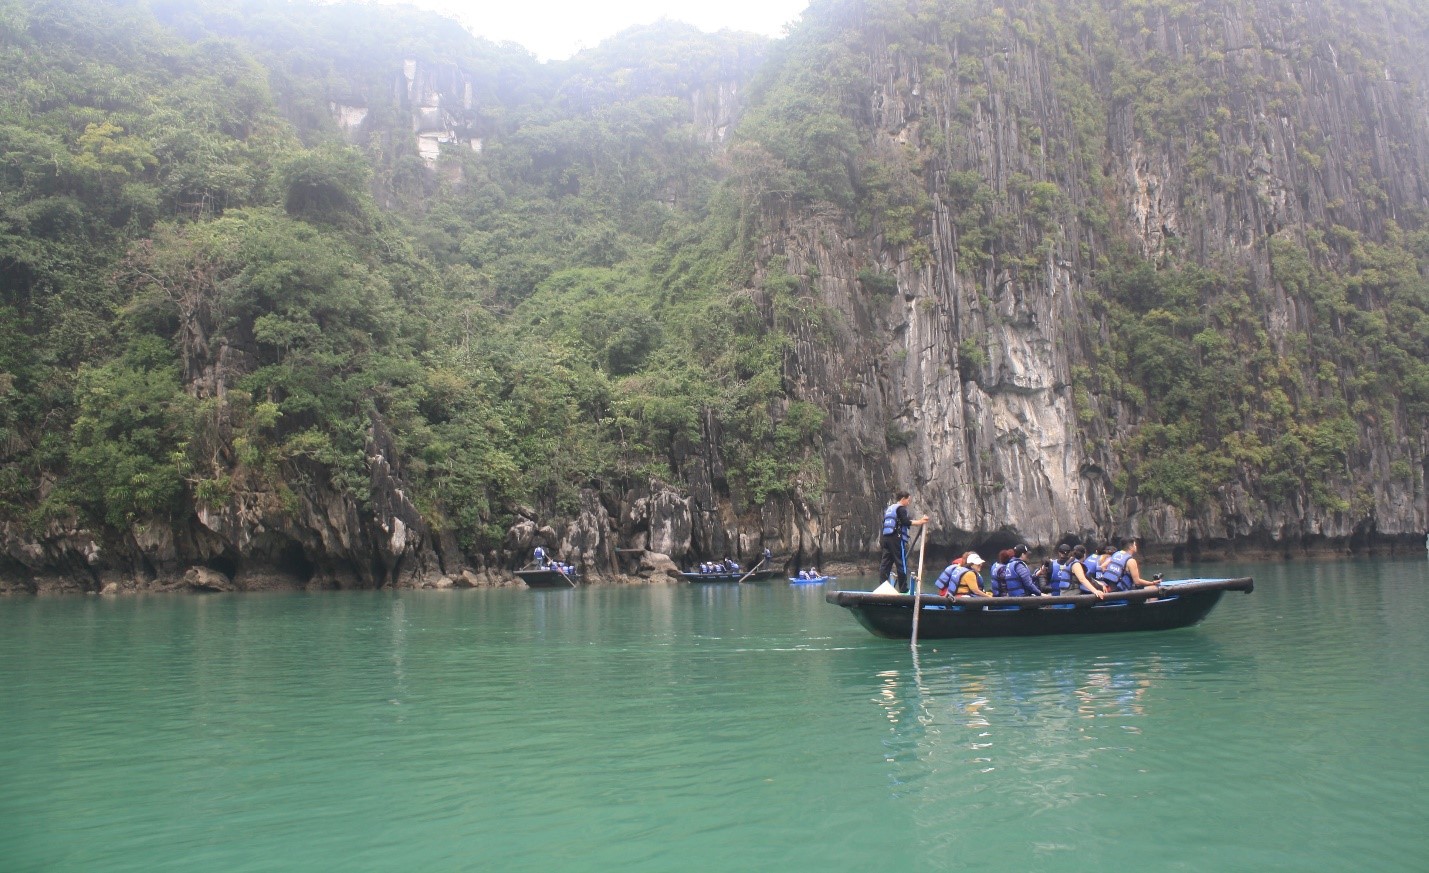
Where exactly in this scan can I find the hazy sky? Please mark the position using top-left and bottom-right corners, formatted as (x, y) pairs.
(382, 0), (812, 61)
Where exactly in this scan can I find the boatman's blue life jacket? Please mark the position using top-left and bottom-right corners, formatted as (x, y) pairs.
(1049, 559), (1073, 594)
(881, 502), (901, 538)
(533, 546), (546, 566)
(1100, 550), (1133, 591)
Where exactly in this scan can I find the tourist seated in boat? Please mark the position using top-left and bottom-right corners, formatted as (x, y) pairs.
(1039, 543), (1077, 595)
(988, 549), (1013, 595)
(1068, 545), (1107, 598)
(1096, 537), (1162, 591)
(1033, 554), (1053, 592)
(932, 558), (960, 595)
(1001, 544), (1045, 597)
(935, 552), (992, 597)
(1095, 544), (1115, 576)
(723, 558), (740, 572)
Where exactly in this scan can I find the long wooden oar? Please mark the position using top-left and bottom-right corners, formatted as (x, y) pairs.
(910, 527), (929, 647)
(736, 555), (768, 584)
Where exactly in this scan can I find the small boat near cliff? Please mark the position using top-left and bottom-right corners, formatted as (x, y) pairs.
(790, 574), (836, 584)
(682, 568), (780, 583)
(515, 565), (580, 588)
(826, 577), (1253, 639)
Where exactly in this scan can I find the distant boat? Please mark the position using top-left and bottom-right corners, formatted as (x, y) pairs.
(790, 574), (836, 584)
(682, 568), (779, 583)
(826, 577), (1253, 639)
(515, 565), (580, 588)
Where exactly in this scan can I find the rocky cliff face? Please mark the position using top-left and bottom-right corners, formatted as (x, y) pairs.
(5, 1), (1426, 595)
(732, 0), (1429, 563)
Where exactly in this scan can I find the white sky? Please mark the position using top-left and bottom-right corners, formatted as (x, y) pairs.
(384, 0), (811, 61)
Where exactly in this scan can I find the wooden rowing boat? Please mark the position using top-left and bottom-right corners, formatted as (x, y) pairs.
(826, 577), (1253, 639)
(515, 566), (580, 588)
(682, 568), (779, 583)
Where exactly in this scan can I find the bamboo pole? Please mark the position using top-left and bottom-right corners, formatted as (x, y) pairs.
(910, 527), (928, 647)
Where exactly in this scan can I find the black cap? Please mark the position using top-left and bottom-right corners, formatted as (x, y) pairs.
(1013, 543), (1029, 555)
(1056, 543), (1071, 553)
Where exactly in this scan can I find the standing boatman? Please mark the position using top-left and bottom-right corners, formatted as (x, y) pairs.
(879, 490), (929, 593)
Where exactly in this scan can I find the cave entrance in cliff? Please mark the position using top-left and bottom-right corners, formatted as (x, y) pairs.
(274, 540), (315, 584)
(204, 552), (240, 579)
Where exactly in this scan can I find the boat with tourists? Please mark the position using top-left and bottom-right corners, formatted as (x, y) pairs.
(790, 573), (836, 584)
(682, 567), (780, 583)
(515, 565), (580, 588)
(826, 577), (1253, 639)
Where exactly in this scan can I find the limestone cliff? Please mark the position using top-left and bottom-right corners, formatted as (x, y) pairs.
(728, 0), (1429, 563)
(4, 0), (1426, 595)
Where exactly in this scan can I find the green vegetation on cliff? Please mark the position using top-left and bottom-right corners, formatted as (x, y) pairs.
(0, 0), (809, 561)
(0, 0), (1425, 579)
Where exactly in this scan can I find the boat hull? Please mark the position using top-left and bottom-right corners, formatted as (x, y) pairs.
(826, 577), (1253, 639)
(790, 575), (836, 584)
(683, 568), (779, 583)
(515, 568), (579, 588)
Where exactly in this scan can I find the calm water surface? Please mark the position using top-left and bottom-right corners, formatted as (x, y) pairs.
(2, 558), (1426, 872)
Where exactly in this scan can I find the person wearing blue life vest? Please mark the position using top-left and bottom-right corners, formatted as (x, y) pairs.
(1097, 537), (1162, 591)
(1086, 548), (1108, 582)
(935, 552), (992, 597)
(1068, 545), (1107, 598)
(532, 545), (547, 567)
(879, 490), (929, 593)
(987, 549), (1011, 595)
(1002, 544), (1044, 597)
(1041, 543), (1076, 594)
(933, 558), (963, 596)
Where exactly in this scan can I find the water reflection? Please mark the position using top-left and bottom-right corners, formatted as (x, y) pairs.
(866, 634), (1239, 803)
(528, 587), (576, 642)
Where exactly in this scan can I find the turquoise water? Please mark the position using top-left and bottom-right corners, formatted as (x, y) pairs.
(2, 558), (1426, 872)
